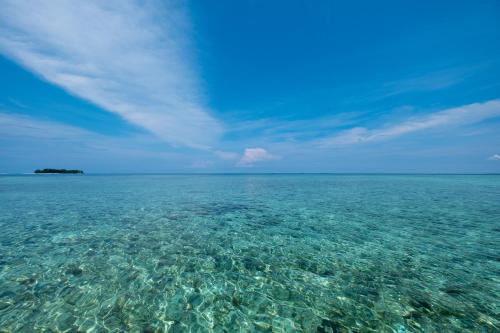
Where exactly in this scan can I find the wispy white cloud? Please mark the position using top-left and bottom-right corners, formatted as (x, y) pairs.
(319, 100), (500, 146)
(488, 154), (500, 161)
(0, 0), (222, 148)
(381, 67), (471, 97)
(226, 112), (362, 142)
(0, 112), (187, 158)
(237, 148), (278, 167)
(0, 112), (92, 140)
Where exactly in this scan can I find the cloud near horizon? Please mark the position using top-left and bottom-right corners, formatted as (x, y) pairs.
(0, 0), (223, 148)
(237, 148), (278, 167)
(488, 154), (500, 161)
(0, 112), (280, 171)
(318, 100), (500, 146)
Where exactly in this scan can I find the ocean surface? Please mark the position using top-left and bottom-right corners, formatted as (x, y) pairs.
(0, 174), (498, 332)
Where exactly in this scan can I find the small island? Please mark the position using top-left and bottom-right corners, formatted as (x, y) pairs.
(34, 168), (84, 174)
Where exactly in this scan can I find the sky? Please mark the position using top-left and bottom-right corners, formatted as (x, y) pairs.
(0, 0), (499, 173)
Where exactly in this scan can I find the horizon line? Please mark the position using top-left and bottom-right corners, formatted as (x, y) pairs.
(2, 172), (500, 176)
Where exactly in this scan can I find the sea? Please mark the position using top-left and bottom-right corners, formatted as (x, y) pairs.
(0, 174), (498, 332)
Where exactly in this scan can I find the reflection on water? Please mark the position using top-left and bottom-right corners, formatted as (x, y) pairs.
(0, 175), (498, 332)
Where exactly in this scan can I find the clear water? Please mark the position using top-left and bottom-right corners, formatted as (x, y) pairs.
(0, 175), (498, 332)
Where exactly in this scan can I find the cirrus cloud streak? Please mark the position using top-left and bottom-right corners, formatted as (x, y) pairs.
(0, 0), (223, 148)
(318, 100), (500, 146)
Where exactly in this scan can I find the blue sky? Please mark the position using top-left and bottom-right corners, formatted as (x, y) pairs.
(0, 0), (499, 173)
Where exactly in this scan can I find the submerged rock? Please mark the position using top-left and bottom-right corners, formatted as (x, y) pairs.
(65, 265), (83, 276)
(316, 319), (344, 333)
(441, 286), (465, 296)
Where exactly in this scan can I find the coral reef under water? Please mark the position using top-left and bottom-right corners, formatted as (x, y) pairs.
(0, 175), (498, 332)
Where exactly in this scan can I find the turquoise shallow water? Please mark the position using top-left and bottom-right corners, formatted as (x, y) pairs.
(0, 175), (499, 332)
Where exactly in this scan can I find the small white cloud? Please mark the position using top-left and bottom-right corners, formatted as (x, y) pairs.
(488, 154), (500, 161)
(237, 148), (278, 167)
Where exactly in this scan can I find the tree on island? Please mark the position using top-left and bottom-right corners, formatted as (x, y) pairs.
(34, 168), (84, 174)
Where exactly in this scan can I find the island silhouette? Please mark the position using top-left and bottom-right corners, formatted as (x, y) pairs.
(34, 168), (84, 174)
